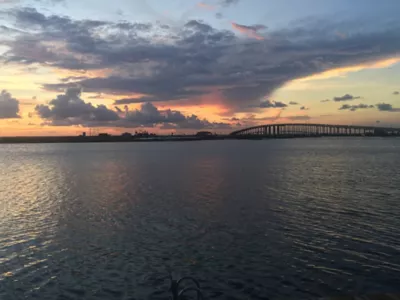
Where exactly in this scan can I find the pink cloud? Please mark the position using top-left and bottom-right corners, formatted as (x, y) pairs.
(197, 2), (216, 10)
(231, 22), (267, 40)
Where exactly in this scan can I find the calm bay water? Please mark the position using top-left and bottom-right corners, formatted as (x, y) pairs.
(0, 138), (400, 299)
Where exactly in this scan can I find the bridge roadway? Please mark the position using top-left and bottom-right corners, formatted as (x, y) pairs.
(230, 123), (400, 137)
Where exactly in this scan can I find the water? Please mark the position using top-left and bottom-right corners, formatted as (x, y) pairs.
(0, 138), (400, 300)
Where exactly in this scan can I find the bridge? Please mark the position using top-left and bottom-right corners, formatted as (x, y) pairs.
(230, 123), (400, 137)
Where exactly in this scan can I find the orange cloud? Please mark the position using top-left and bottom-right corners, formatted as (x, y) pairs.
(231, 22), (266, 40)
(292, 57), (400, 84)
(197, 2), (215, 10)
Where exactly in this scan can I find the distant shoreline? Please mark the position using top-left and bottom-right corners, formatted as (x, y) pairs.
(0, 135), (237, 144)
(0, 135), (398, 144)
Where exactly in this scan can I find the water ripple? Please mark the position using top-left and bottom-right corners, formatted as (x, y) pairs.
(1, 139), (400, 299)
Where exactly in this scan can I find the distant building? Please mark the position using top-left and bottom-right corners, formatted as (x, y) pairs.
(98, 133), (110, 137)
(134, 130), (156, 138)
(196, 131), (213, 137)
(121, 132), (132, 137)
(81, 132), (86, 137)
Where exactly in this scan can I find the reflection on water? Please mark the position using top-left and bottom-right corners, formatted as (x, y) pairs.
(1, 139), (400, 299)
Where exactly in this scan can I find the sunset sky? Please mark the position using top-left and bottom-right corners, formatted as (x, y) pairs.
(0, 0), (400, 136)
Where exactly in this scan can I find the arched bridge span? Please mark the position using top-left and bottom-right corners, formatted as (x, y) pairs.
(230, 123), (400, 137)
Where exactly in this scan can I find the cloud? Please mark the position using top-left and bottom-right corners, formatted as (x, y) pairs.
(335, 31), (347, 40)
(88, 93), (104, 99)
(0, 0), (19, 3)
(60, 76), (89, 83)
(236, 110), (283, 127)
(289, 101), (299, 105)
(185, 19), (214, 33)
(0, 90), (20, 119)
(35, 87), (120, 124)
(120, 102), (231, 129)
(3, 8), (400, 116)
(36, 88), (231, 129)
(114, 89), (205, 105)
(376, 103), (400, 112)
(197, 2), (215, 10)
(393, 91), (399, 95)
(321, 99), (330, 103)
(286, 115), (311, 121)
(258, 100), (287, 108)
(219, 0), (239, 6)
(231, 22), (266, 40)
(297, 57), (400, 82)
(300, 106), (309, 110)
(339, 103), (374, 111)
(333, 94), (361, 102)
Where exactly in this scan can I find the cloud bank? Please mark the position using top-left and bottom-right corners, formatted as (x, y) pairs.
(1, 8), (400, 111)
(1, 6), (400, 126)
(35, 88), (231, 129)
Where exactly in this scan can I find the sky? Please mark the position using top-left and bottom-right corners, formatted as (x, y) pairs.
(0, 0), (400, 136)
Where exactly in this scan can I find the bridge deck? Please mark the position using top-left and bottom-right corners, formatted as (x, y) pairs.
(231, 123), (400, 137)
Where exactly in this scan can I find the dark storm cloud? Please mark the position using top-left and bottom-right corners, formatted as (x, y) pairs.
(333, 94), (361, 102)
(338, 103), (374, 111)
(0, 90), (20, 119)
(36, 88), (231, 129)
(376, 103), (400, 112)
(2, 8), (400, 113)
(393, 91), (399, 95)
(289, 101), (299, 105)
(300, 106), (309, 110)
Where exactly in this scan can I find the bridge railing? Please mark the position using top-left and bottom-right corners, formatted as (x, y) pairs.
(230, 123), (400, 137)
